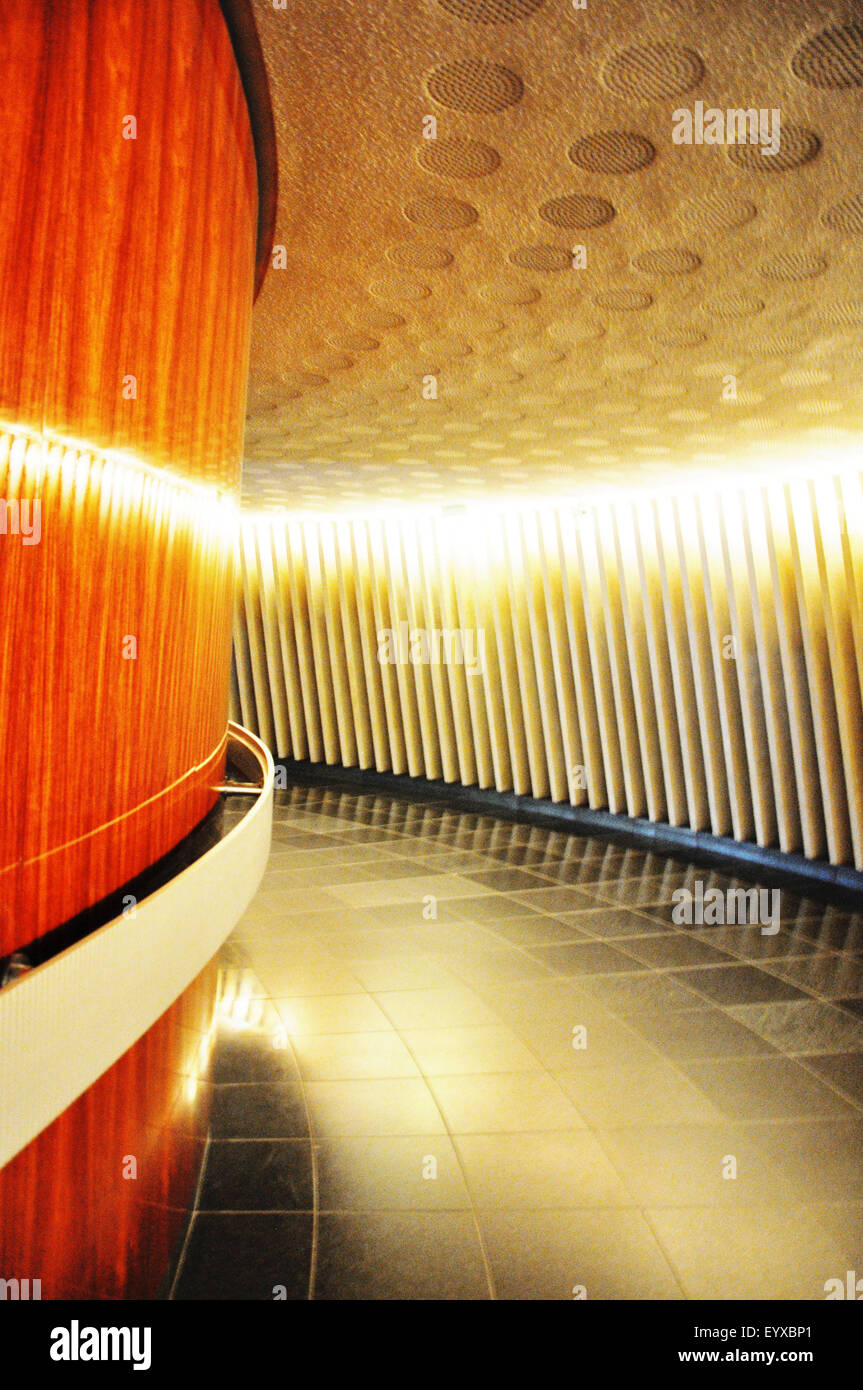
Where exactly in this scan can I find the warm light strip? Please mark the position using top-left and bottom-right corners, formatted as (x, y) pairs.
(0, 417), (240, 512)
(232, 465), (863, 871)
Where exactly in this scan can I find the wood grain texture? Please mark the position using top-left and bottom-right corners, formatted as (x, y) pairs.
(232, 474), (863, 869)
(0, 0), (258, 957)
(0, 961), (218, 1300)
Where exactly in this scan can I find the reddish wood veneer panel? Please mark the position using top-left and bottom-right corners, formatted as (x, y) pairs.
(0, 962), (219, 1300)
(0, 0), (258, 956)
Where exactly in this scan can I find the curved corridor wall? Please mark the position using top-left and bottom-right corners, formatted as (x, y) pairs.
(232, 464), (863, 873)
(0, 0), (258, 959)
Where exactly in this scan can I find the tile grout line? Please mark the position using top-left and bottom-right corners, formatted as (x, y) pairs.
(168, 1129), (212, 1301)
(368, 990), (500, 1302)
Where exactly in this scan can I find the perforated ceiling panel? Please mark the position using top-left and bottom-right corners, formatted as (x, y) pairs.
(244, 0), (863, 514)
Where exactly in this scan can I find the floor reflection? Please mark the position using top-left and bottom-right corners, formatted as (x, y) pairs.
(172, 785), (863, 1300)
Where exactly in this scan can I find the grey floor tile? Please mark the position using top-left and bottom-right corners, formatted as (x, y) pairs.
(290, 1030), (421, 1080)
(575, 971), (706, 1018)
(678, 1056), (856, 1120)
(315, 1135), (472, 1211)
(632, 1007), (779, 1060)
(301, 1077), (446, 1137)
(372, 985), (502, 1029)
(618, 933), (735, 970)
(726, 1000), (863, 1055)
(480, 1209), (684, 1299)
(210, 1083), (309, 1139)
(314, 1213), (489, 1299)
(198, 1140), (314, 1212)
(173, 1213), (312, 1300)
(554, 1062), (726, 1128)
(528, 940), (649, 976)
(400, 1024), (541, 1076)
(454, 1130), (635, 1208)
(215, 782), (863, 1300)
(761, 953), (863, 999)
(671, 964), (810, 1006)
(646, 1205), (849, 1300)
(596, 1124), (784, 1206)
(802, 1053), (863, 1108)
(756, 1120), (863, 1201)
(556, 907), (676, 939)
(429, 1071), (584, 1133)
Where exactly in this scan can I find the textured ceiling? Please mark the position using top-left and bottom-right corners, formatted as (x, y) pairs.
(243, 0), (863, 513)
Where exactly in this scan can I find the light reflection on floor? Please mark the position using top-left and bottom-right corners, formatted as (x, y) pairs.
(171, 784), (863, 1300)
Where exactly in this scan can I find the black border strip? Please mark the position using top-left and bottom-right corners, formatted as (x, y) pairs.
(276, 758), (863, 907)
(218, 0), (278, 301)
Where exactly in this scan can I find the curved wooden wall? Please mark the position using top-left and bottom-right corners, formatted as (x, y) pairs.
(0, 0), (259, 959)
(232, 467), (863, 871)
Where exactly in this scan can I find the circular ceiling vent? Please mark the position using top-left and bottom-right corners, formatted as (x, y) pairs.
(358, 309), (406, 331)
(678, 194), (757, 232)
(603, 352), (655, 371)
(791, 23), (863, 88)
(539, 193), (615, 228)
(822, 193), (863, 234)
(280, 371), (328, 390)
(480, 283), (541, 305)
(387, 243), (454, 269)
(369, 276), (432, 301)
(328, 331), (380, 353)
(416, 137), (501, 178)
(639, 380), (685, 397)
(510, 344), (566, 369)
(602, 44), (704, 100)
(633, 247), (701, 274)
(425, 59), (524, 113)
(781, 368), (832, 388)
(404, 196), (478, 230)
(657, 327), (708, 347)
(308, 353), (354, 373)
(437, 0), (544, 21)
(759, 252), (828, 280)
(704, 293), (765, 318)
(423, 337), (474, 360)
(593, 287), (653, 311)
(745, 334), (810, 356)
(816, 302), (863, 327)
(509, 244), (572, 271)
(546, 319), (605, 343)
(726, 125), (820, 171)
(569, 130), (655, 175)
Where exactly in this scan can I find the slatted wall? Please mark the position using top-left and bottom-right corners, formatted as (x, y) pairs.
(231, 469), (863, 870)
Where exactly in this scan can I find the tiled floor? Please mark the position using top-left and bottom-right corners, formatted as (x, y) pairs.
(171, 784), (863, 1300)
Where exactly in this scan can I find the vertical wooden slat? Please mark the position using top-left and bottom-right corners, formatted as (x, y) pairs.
(673, 493), (732, 837)
(763, 484), (826, 860)
(556, 509), (606, 809)
(632, 500), (687, 826)
(695, 492), (754, 843)
(232, 463), (863, 872)
(785, 478), (852, 864)
(573, 507), (626, 813)
(738, 488), (800, 853)
(809, 476), (863, 867)
(536, 510), (586, 806)
(271, 519), (309, 761)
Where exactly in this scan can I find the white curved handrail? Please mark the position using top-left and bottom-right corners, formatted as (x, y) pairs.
(0, 723), (274, 1169)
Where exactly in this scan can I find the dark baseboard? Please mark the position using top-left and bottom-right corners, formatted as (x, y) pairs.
(275, 757), (863, 908)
